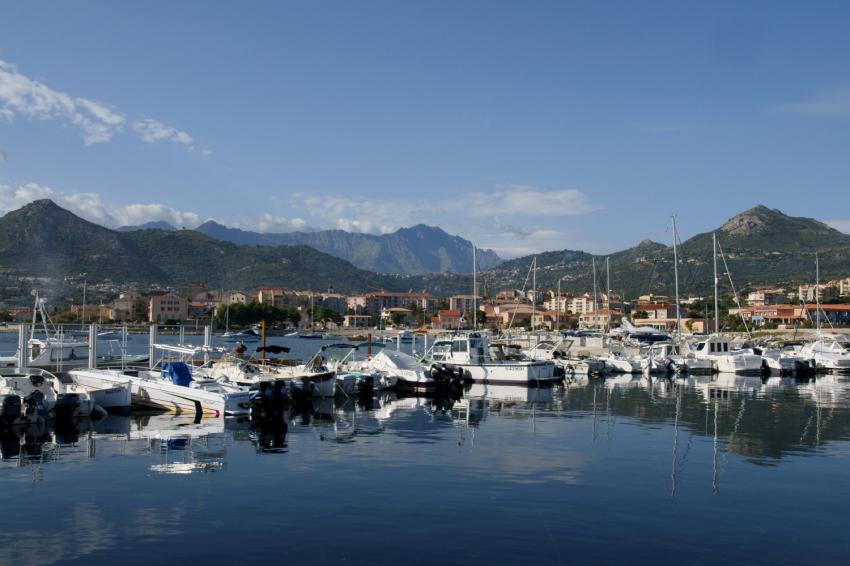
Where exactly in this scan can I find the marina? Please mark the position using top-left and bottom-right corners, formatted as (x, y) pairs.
(1, 354), (850, 563)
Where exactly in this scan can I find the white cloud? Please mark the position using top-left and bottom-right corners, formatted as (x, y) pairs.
(0, 59), (125, 144)
(463, 185), (601, 217)
(132, 118), (209, 156)
(287, 185), (605, 256)
(0, 182), (202, 229)
(774, 87), (850, 117)
(239, 213), (312, 233)
(826, 219), (850, 234)
(0, 58), (208, 153)
(291, 184), (600, 234)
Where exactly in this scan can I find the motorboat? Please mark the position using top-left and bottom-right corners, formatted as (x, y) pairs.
(602, 345), (642, 374)
(71, 364), (249, 417)
(799, 335), (850, 374)
(367, 349), (432, 392)
(749, 345), (813, 376)
(0, 368), (107, 424)
(220, 327), (261, 342)
(523, 339), (605, 377)
(433, 333), (558, 386)
(691, 334), (763, 375)
(71, 344), (252, 416)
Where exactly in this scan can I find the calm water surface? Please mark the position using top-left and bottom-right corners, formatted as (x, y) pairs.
(1, 333), (849, 565)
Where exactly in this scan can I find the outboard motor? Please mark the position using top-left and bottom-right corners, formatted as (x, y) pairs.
(0, 395), (22, 424)
(23, 390), (48, 420)
(0, 429), (21, 459)
(53, 393), (83, 420)
(248, 380), (289, 420)
(250, 412), (288, 452)
(54, 418), (81, 445)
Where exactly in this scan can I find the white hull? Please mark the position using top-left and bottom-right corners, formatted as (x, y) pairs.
(714, 354), (763, 375)
(70, 369), (228, 416)
(453, 361), (558, 385)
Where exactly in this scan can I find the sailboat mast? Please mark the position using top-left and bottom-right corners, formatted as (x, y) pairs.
(30, 291), (38, 342)
(472, 244), (477, 330)
(532, 256), (537, 310)
(605, 257), (611, 333)
(592, 257), (598, 315)
(81, 278), (87, 325)
(713, 232), (719, 334)
(816, 252), (821, 335)
(672, 216), (682, 337)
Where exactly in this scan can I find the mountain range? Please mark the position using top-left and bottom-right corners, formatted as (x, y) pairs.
(483, 205), (850, 298)
(0, 201), (847, 303)
(116, 219), (503, 275)
(0, 200), (427, 294)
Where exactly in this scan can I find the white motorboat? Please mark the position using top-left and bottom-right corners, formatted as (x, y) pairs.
(72, 342), (253, 416)
(71, 364), (248, 416)
(0, 368), (106, 423)
(368, 349), (432, 392)
(220, 327), (261, 342)
(691, 334), (763, 375)
(603, 347), (642, 374)
(524, 339), (605, 377)
(434, 333), (558, 386)
(799, 335), (850, 373)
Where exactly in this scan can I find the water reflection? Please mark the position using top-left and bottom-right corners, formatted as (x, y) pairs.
(1, 373), (849, 482)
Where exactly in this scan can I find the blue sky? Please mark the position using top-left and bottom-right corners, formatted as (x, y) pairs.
(1, 1), (849, 258)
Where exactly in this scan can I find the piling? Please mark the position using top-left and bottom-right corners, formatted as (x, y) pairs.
(17, 323), (29, 369)
(149, 325), (158, 369)
(88, 324), (98, 369)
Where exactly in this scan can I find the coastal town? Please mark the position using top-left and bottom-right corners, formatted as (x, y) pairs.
(3, 273), (849, 333)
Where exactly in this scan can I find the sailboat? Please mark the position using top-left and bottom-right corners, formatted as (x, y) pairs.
(299, 294), (323, 339)
(799, 254), (850, 373)
(0, 292), (90, 369)
(218, 301), (261, 342)
(690, 233), (762, 375)
(661, 216), (712, 375)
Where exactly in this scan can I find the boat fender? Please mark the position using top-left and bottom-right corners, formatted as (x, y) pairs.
(91, 404), (108, 420)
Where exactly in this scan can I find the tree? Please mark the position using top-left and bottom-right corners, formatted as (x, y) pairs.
(215, 301), (300, 328)
(390, 312), (408, 327)
(316, 307), (343, 325)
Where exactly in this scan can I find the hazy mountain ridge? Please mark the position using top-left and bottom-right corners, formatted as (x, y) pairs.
(0, 200), (425, 294)
(194, 220), (502, 274)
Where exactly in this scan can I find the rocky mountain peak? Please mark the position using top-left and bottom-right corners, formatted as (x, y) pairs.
(720, 205), (781, 237)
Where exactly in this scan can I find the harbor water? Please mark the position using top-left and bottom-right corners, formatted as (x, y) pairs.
(1, 334), (849, 564)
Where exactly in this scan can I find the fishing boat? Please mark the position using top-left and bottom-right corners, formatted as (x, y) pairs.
(691, 334), (763, 375)
(432, 333), (558, 386)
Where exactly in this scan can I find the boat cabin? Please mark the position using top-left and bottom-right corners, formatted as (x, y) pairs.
(694, 335), (732, 356)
